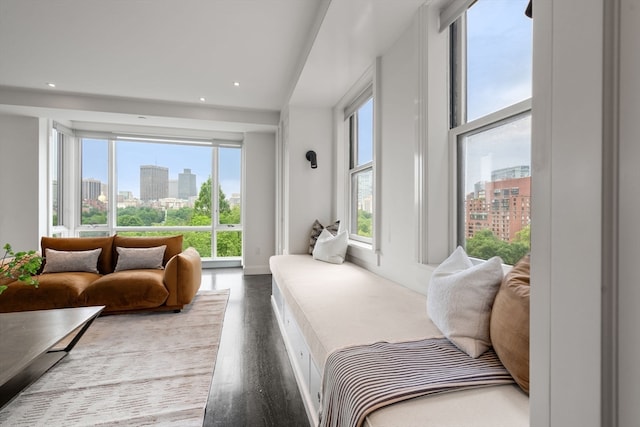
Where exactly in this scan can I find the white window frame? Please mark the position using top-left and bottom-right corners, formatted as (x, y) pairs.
(333, 59), (382, 266)
(448, 9), (533, 260)
(51, 128), (243, 261)
(346, 89), (374, 245)
(449, 99), (532, 248)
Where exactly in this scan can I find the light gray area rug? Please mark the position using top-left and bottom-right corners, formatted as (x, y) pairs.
(0, 290), (230, 426)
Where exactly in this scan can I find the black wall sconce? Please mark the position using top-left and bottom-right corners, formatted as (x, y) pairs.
(306, 150), (317, 169)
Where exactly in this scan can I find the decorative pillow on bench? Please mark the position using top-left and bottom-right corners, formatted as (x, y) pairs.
(308, 219), (340, 254)
(490, 253), (530, 394)
(312, 229), (348, 264)
(427, 246), (504, 358)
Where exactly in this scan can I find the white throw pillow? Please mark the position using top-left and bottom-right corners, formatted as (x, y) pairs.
(312, 229), (348, 264)
(426, 246), (504, 358)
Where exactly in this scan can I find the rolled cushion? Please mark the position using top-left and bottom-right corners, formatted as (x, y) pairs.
(427, 246), (504, 358)
(114, 245), (166, 272)
(490, 254), (530, 394)
(42, 248), (102, 274)
(114, 235), (183, 266)
(84, 269), (169, 312)
(41, 236), (114, 274)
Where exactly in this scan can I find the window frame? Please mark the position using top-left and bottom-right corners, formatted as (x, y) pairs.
(53, 130), (243, 260)
(449, 5), (533, 262)
(449, 99), (532, 248)
(347, 94), (375, 244)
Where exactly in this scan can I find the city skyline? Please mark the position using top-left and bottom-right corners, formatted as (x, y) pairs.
(82, 138), (241, 200)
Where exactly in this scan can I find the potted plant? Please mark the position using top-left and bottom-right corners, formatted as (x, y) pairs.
(0, 243), (43, 295)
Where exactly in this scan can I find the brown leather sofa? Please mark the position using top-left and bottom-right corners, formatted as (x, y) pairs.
(0, 234), (202, 314)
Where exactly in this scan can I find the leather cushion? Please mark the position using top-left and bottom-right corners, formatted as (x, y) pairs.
(0, 272), (97, 313)
(84, 269), (169, 312)
(41, 236), (114, 274)
(490, 254), (530, 394)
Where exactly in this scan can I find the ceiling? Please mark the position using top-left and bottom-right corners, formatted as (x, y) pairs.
(0, 0), (430, 133)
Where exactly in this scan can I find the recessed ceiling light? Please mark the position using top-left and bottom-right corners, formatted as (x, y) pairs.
(233, 82), (240, 87)
(138, 116), (147, 119)
(199, 97), (206, 102)
(46, 82), (56, 88)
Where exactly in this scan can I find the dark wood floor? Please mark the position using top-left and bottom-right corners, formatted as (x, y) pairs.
(202, 268), (309, 427)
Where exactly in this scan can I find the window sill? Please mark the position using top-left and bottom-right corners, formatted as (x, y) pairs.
(347, 240), (377, 267)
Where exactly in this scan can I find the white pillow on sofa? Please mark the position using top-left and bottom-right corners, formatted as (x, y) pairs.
(426, 246), (504, 358)
(312, 229), (348, 264)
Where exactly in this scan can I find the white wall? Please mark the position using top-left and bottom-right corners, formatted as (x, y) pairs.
(531, 1), (604, 425)
(336, 6), (446, 294)
(618, 0), (640, 424)
(243, 132), (276, 274)
(0, 114), (47, 252)
(281, 106), (333, 255)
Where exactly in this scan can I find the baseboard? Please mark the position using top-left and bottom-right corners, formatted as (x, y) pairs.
(243, 265), (271, 275)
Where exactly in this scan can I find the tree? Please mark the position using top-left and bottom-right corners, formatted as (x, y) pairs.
(357, 210), (372, 237)
(194, 177), (212, 217)
(118, 215), (144, 227)
(466, 228), (529, 265)
(189, 179), (242, 257)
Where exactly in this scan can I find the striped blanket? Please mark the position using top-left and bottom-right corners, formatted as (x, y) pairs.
(319, 338), (514, 427)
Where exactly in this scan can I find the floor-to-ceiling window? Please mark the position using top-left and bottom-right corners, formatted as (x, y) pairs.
(55, 132), (242, 259)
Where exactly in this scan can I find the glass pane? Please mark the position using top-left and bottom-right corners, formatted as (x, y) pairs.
(466, 0), (532, 121)
(78, 230), (110, 238)
(460, 113), (531, 264)
(115, 140), (213, 227)
(117, 230), (212, 257)
(216, 231), (242, 257)
(51, 130), (62, 227)
(356, 98), (374, 166)
(81, 139), (109, 225)
(352, 169), (373, 238)
(218, 147), (241, 225)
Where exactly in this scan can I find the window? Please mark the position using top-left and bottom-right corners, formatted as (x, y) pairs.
(50, 128), (64, 229)
(347, 95), (374, 243)
(70, 135), (242, 259)
(450, 0), (532, 265)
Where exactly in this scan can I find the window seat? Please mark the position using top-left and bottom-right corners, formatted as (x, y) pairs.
(270, 254), (528, 427)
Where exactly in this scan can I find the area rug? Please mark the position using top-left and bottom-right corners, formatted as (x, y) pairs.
(0, 290), (230, 426)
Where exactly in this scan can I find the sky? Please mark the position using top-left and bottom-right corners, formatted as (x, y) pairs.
(463, 0), (532, 193)
(82, 139), (241, 199)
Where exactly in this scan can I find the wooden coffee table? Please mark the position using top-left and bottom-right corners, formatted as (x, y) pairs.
(0, 306), (104, 408)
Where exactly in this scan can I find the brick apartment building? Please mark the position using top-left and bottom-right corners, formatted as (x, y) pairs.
(465, 171), (531, 243)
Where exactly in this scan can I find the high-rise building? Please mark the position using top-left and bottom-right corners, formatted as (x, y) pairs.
(168, 180), (179, 198)
(82, 178), (102, 201)
(465, 166), (531, 243)
(140, 165), (169, 201)
(491, 165), (530, 182)
(178, 168), (197, 199)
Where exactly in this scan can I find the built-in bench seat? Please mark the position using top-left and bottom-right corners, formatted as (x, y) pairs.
(270, 254), (529, 427)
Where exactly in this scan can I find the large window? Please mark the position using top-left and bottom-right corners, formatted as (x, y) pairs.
(451, 0), (532, 265)
(71, 135), (242, 258)
(50, 128), (66, 233)
(347, 94), (374, 243)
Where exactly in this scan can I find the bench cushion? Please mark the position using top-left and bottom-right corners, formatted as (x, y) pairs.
(270, 254), (529, 427)
(270, 254), (442, 368)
